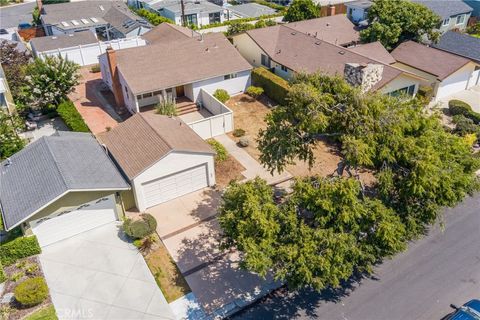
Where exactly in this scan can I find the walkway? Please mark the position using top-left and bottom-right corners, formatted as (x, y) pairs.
(214, 134), (292, 185)
(437, 85), (480, 113)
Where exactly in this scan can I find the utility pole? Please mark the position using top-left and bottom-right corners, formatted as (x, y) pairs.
(180, 0), (187, 27)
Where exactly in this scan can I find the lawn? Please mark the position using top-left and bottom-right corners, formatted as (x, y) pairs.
(143, 234), (191, 302)
(24, 306), (58, 320)
(226, 94), (376, 186)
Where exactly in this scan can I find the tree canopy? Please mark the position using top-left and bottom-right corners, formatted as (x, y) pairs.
(0, 41), (31, 103)
(360, 0), (441, 50)
(0, 110), (25, 160)
(283, 0), (320, 23)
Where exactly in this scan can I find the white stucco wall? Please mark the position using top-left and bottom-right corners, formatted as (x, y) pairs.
(132, 152), (215, 211)
(379, 74), (421, 96)
(438, 12), (472, 33)
(233, 33), (265, 67)
(436, 62), (476, 100)
(192, 70), (251, 101)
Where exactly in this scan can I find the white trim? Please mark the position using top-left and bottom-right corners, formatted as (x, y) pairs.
(455, 14), (465, 25)
(442, 17), (450, 26)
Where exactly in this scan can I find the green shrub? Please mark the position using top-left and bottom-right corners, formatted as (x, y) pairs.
(90, 64), (100, 73)
(213, 89), (230, 103)
(207, 139), (228, 162)
(14, 277), (48, 307)
(135, 8), (173, 25)
(233, 128), (246, 137)
(0, 236), (41, 266)
(0, 261), (6, 283)
(155, 95), (177, 116)
(246, 86), (264, 99)
(25, 263), (39, 276)
(417, 85), (433, 101)
(123, 214), (157, 239)
(10, 271), (24, 282)
(449, 100), (480, 124)
(57, 100), (90, 132)
(452, 115), (480, 136)
(251, 67), (290, 105)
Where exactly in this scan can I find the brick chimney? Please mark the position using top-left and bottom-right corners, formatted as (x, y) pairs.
(327, 5), (336, 16)
(106, 47), (126, 114)
(344, 63), (384, 93)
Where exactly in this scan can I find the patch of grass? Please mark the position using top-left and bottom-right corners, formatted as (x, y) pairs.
(144, 234), (191, 302)
(24, 305), (58, 320)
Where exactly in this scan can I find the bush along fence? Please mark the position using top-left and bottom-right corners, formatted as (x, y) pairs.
(251, 67), (290, 105)
(57, 99), (90, 132)
(0, 236), (41, 266)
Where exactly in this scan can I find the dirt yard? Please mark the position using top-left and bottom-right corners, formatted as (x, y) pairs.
(215, 155), (245, 188)
(226, 94), (376, 186)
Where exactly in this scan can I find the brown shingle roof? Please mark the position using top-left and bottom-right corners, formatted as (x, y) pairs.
(391, 41), (471, 80)
(98, 113), (214, 180)
(246, 25), (403, 91)
(113, 32), (252, 94)
(350, 41), (396, 65)
(285, 15), (360, 46)
(142, 23), (193, 44)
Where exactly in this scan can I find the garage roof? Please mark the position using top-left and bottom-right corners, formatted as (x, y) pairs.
(0, 132), (130, 231)
(98, 113), (214, 180)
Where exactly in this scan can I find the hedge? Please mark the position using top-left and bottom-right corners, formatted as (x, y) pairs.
(0, 261), (6, 283)
(57, 100), (90, 132)
(207, 139), (228, 162)
(449, 100), (480, 124)
(251, 67), (290, 105)
(14, 277), (49, 307)
(0, 236), (41, 266)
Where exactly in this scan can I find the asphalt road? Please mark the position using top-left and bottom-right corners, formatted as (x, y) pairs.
(0, 2), (35, 29)
(234, 194), (480, 320)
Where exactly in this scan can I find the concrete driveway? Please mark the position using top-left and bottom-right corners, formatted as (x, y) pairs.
(39, 223), (175, 320)
(438, 85), (480, 113)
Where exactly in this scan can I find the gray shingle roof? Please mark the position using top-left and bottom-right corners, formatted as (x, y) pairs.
(30, 31), (98, 52)
(412, 0), (473, 19)
(229, 3), (277, 18)
(433, 31), (480, 62)
(0, 132), (130, 230)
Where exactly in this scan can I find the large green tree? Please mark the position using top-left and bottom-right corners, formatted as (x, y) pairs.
(360, 0), (441, 50)
(283, 0), (320, 22)
(0, 41), (31, 103)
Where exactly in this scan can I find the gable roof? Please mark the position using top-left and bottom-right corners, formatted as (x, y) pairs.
(285, 15), (360, 46)
(412, 0), (473, 19)
(229, 3), (277, 18)
(391, 40), (471, 80)
(141, 23), (193, 44)
(433, 31), (480, 63)
(30, 31), (98, 52)
(350, 41), (396, 65)
(245, 25), (404, 91)
(112, 32), (251, 94)
(98, 113), (214, 180)
(159, 1), (223, 14)
(0, 132), (130, 231)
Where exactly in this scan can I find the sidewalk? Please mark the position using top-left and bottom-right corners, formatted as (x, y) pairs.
(214, 134), (292, 185)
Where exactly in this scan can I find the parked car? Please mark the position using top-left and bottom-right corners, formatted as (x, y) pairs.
(17, 22), (32, 30)
(446, 299), (480, 320)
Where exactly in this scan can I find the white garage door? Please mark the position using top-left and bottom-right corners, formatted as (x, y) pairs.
(436, 70), (471, 100)
(31, 195), (117, 247)
(142, 164), (208, 208)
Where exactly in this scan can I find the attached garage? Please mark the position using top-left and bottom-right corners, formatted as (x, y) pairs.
(99, 113), (216, 212)
(436, 63), (477, 100)
(0, 132), (130, 240)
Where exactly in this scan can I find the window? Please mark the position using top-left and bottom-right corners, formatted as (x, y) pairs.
(153, 90), (162, 96)
(185, 14), (198, 27)
(389, 85), (416, 97)
(136, 95), (142, 100)
(456, 14), (465, 25)
(142, 92), (152, 99)
(442, 18), (450, 26)
(280, 65), (288, 72)
(348, 8), (353, 17)
(209, 12), (221, 24)
(224, 73), (238, 80)
(261, 54), (270, 68)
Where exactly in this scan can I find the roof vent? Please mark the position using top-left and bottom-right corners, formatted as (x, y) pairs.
(99, 5), (105, 11)
(339, 50), (345, 55)
(291, 32), (296, 35)
(315, 41), (321, 45)
(4, 158), (11, 167)
(68, 34), (74, 37)
(277, 49), (281, 54)
(326, 22), (330, 27)
(51, 36), (57, 39)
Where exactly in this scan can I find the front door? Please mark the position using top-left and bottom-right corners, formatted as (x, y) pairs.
(176, 86), (185, 97)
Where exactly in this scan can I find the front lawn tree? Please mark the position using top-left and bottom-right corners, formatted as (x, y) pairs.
(21, 55), (80, 110)
(283, 0), (320, 22)
(360, 0), (441, 50)
(0, 41), (31, 103)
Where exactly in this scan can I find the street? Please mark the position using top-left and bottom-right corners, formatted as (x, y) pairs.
(0, 2), (35, 29)
(233, 194), (480, 320)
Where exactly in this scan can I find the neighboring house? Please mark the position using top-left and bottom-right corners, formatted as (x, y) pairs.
(99, 23), (251, 114)
(40, 1), (151, 40)
(233, 23), (425, 96)
(464, 0), (480, 17)
(433, 31), (480, 63)
(227, 3), (277, 19)
(30, 31), (98, 56)
(98, 113), (215, 212)
(345, 0), (372, 24)
(154, 1), (225, 27)
(0, 64), (15, 115)
(391, 41), (480, 100)
(412, 0), (473, 32)
(0, 132), (130, 247)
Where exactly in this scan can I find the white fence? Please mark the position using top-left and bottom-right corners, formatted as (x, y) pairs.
(37, 37), (147, 66)
(187, 89), (234, 139)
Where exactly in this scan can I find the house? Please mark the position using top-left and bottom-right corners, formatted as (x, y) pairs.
(391, 41), (480, 100)
(412, 0), (473, 32)
(154, 1), (225, 27)
(464, 0), (480, 17)
(345, 0), (372, 24)
(99, 23), (252, 114)
(433, 31), (480, 64)
(0, 132), (130, 247)
(30, 31), (98, 57)
(40, 0), (151, 40)
(233, 23), (425, 96)
(98, 113), (215, 212)
(227, 3), (277, 19)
